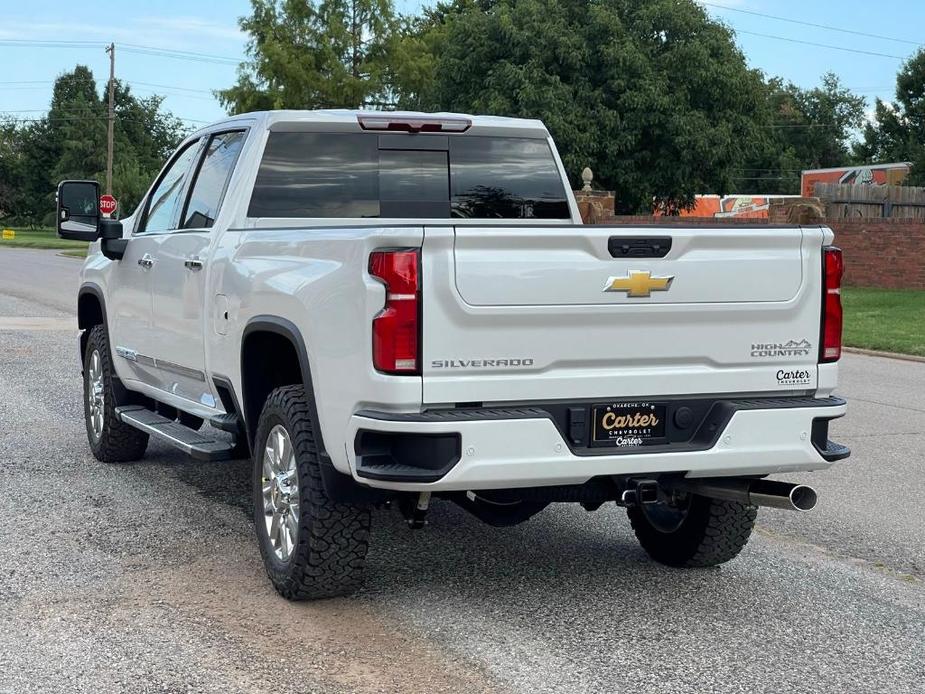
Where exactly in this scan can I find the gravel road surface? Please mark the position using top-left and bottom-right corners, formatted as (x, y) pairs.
(0, 248), (922, 694)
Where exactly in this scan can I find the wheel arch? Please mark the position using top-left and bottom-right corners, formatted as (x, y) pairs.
(240, 316), (388, 505)
(241, 316), (313, 449)
(77, 283), (107, 366)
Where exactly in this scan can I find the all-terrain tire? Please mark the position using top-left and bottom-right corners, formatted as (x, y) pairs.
(253, 385), (371, 600)
(83, 325), (149, 462)
(627, 494), (757, 568)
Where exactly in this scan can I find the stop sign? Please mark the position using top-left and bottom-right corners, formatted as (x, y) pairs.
(99, 194), (118, 216)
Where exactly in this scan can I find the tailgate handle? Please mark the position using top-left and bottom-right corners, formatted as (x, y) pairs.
(608, 236), (672, 258)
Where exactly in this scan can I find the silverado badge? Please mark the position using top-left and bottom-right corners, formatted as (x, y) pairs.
(603, 271), (674, 297)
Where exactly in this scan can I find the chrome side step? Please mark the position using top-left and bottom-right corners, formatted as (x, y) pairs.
(116, 405), (236, 461)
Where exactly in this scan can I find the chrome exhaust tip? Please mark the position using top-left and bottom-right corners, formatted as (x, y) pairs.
(748, 480), (818, 512)
(667, 478), (819, 512)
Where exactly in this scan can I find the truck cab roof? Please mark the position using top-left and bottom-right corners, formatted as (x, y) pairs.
(194, 109), (551, 139)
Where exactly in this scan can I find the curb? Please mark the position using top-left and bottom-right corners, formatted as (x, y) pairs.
(843, 346), (925, 364)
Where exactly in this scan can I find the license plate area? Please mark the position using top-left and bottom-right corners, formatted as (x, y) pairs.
(591, 402), (667, 448)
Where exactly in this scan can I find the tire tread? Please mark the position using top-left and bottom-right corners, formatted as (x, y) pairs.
(628, 495), (757, 568)
(255, 385), (370, 600)
(84, 325), (148, 463)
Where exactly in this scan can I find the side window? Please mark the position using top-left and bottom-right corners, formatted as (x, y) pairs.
(140, 140), (200, 233)
(181, 131), (246, 229)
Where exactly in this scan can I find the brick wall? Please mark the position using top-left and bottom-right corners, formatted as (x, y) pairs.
(826, 219), (925, 290)
(572, 189), (925, 289)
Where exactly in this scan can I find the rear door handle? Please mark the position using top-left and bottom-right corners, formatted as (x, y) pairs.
(138, 253), (155, 269)
(184, 257), (204, 271)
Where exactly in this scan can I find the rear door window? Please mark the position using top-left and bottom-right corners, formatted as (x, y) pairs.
(181, 130), (246, 229)
(140, 140), (201, 233)
(248, 132), (569, 219)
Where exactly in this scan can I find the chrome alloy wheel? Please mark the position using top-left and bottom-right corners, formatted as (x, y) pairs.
(87, 349), (105, 440)
(261, 424), (300, 561)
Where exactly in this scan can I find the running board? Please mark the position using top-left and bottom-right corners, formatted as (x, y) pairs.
(116, 405), (236, 461)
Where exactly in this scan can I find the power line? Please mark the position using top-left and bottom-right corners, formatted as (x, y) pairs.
(131, 81), (213, 95)
(0, 39), (103, 48)
(0, 38), (241, 65)
(702, 2), (921, 47)
(760, 123), (844, 129)
(121, 43), (240, 65)
(734, 29), (906, 60)
(0, 110), (208, 125)
(0, 79), (212, 93)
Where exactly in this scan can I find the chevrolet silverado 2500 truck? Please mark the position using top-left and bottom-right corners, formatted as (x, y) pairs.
(57, 110), (849, 600)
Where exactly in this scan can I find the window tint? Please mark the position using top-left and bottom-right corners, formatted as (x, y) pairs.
(182, 131), (246, 229)
(450, 138), (570, 219)
(379, 149), (449, 218)
(142, 140), (200, 233)
(248, 132), (570, 219)
(249, 133), (378, 218)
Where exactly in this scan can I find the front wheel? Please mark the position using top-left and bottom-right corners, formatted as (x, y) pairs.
(627, 492), (757, 568)
(253, 385), (371, 600)
(83, 325), (149, 462)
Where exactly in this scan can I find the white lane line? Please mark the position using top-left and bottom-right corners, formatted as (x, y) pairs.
(0, 317), (76, 331)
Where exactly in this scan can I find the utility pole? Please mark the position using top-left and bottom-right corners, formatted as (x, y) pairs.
(105, 42), (115, 197)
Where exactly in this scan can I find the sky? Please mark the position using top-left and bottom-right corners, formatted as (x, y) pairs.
(0, 0), (922, 130)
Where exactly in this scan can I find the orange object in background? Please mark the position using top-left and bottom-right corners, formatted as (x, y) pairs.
(657, 195), (800, 219)
(800, 162), (911, 198)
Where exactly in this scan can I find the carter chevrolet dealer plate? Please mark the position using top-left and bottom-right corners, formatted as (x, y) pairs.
(591, 402), (666, 447)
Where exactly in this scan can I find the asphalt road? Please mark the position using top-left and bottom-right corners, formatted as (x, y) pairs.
(1, 247), (923, 694)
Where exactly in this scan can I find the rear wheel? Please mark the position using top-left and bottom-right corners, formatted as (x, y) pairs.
(253, 385), (371, 600)
(627, 492), (757, 567)
(83, 325), (149, 462)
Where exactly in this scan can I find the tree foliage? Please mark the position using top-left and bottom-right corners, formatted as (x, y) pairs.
(0, 65), (185, 225)
(856, 49), (925, 185)
(222, 0), (875, 209)
(219, 0), (400, 113)
(739, 74), (867, 194)
(398, 0), (773, 212)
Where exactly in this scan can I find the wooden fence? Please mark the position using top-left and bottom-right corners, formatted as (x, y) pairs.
(814, 182), (925, 219)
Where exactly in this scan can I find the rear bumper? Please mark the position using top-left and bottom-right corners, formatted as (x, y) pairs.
(345, 397), (848, 492)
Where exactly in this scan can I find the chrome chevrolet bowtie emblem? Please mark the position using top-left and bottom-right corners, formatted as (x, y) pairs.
(603, 270), (674, 297)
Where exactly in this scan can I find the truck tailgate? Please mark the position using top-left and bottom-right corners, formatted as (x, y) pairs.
(421, 224), (827, 405)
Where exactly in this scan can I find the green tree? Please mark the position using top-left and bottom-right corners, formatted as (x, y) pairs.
(0, 65), (186, 226)
(219, 0), (400, 113)
(0, 118), (26, 220)
(856, 49), (925, 184)
(399, 0), (774, 212)
(739, 74), (866, 194)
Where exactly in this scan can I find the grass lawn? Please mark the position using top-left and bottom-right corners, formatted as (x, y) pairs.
(842, 287), (925, 357)
(0, 227), (89, 251)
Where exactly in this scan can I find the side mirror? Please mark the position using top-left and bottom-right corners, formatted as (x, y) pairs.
(57, 180), (101, 241)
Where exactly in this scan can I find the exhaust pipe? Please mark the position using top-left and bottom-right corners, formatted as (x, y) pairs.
(667, 478), (818, 512)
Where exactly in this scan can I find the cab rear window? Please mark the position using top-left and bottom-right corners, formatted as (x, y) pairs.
(247, 132), (570, 219)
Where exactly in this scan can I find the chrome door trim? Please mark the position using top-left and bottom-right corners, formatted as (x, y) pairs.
(114, 347), (205, 382)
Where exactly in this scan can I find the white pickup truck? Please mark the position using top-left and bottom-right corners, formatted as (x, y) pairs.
(57, 110), (849, 600)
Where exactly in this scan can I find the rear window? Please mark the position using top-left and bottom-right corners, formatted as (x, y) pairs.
(247, 132), (570, 219)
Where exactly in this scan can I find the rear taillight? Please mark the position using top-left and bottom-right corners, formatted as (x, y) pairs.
(369, 249), (420, 374)
(820, 246), (843, 363)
